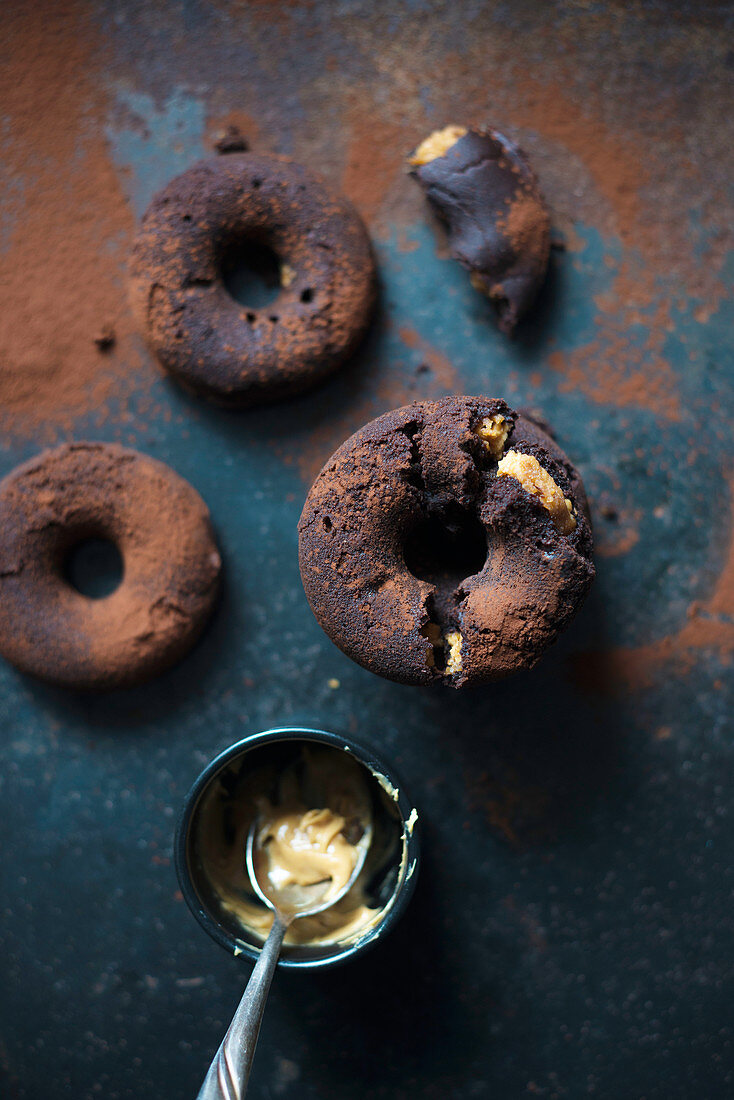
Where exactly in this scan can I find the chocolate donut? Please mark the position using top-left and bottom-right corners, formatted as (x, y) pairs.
(408, 126), (550, 333)
(298, 397), (594, 687)
(0, 443), (221, 689)
(130, 154), (376, 406)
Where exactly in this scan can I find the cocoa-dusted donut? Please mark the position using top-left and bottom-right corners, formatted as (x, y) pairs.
(130, 153), (376, 406)
(408, 126), (550, 333)
(298, 397), (594, 687)
(0, 443), (221, 689)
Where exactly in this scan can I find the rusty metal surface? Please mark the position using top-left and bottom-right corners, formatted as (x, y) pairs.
(0, 1), (732, 1097)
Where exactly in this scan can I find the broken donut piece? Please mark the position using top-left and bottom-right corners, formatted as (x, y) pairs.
(408, 126), (551, 334)
(298, 397), (594, 688)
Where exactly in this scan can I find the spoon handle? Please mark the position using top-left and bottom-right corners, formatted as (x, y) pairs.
(197, 914), (289, 1100)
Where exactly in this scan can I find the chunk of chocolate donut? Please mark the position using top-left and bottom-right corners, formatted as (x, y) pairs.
(298, 397), (593, 688)
(0, 443), (221, 689)
(130, 154), (376, 406)
(408, 126), (551, 333)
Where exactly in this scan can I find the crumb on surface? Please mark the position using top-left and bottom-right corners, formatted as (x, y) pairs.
(475, 414), (509, 458)
(281, 262), (296, 288)
(214, 125), (249, 154)
(408, 125), (468, 167)
(469, 270), (507, 306)
(444, 631), (462, 675)
(469, 271), (492, 296)
(327, 677), (340, 690)
(93, 324), (116, 351)
(496, 450), (576, 534)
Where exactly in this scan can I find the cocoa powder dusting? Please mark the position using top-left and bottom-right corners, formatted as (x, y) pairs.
(396, 326), (459, 392)
(0, 443), (221, 689)
(0, 2), (140, 439)
(498, 193), (549, 270)
(341, 101), (409, 225)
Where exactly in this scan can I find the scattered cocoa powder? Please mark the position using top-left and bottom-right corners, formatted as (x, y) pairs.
(308, 17), (730, 437)
(464, 763), (552, 848)
(497, 192), (550, 272)
(340, 106), (409, 225)
(571, 475), (734, 692)
(0, 1), (143, 441)
(276, 326), (462, 485)
(396, 326), (459, 392)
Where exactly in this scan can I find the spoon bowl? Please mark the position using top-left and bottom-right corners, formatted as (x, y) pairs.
(245, 814), (374, 921)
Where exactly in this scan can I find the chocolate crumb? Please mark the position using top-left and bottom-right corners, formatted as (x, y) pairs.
(93, 324), (116, 352)
(214, 126), (249, 154)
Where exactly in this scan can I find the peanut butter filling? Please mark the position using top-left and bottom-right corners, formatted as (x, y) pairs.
(421, 621), (463, 676)
(444, 630), (463, 674)
(496, 449), (576, 534)
(280, 262), (296, 288)
(408, 125), (467, 167)
(475, 414), (509, 458)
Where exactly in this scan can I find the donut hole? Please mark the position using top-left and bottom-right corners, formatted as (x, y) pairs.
(403, 506), (487, 587)
(64, 537), (124, 600)
(221, 238), (282, 309)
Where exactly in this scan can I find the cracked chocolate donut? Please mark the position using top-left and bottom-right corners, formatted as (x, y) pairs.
(408, 126), (550, 334)
(130, 153), (376, 406)
(298, 397), (594, 687)
(0, 443), (221, 689)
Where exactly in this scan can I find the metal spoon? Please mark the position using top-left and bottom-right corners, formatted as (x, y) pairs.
(197, 815), (373, 1100)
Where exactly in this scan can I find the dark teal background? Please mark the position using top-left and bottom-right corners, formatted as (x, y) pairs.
(0, 2), (732, 1097)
